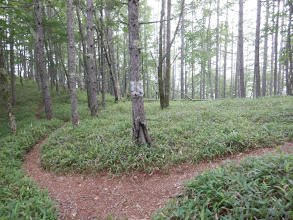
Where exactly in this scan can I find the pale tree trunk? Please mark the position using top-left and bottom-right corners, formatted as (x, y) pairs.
(35, 0), (54, 119)
(128, 0), (151, 146)
(286, 2), (292, 95)
(223, 0), (228, 99)
(180, 0), (185, 99)
(215, 0), (220, 99)
(278, 0), (285, 95)
(238, 0), (246, 98)
(254, 0), (261, 97)
(9, 16), (16, 106)
(207, 9), (214, 99)
(270, 4), (275, 96)
(274, 0), (280, 95)
(262, 0), (269, 97)
(0, 44), (17, 134)
(230, 28), (234, 98)
(86, 0), (99, 116)
(67, 0), (79, 126)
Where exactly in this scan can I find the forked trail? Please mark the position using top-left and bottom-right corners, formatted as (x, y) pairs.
(24, 136), (293, 220)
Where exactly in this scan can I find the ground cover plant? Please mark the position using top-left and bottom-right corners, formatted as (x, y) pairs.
(153, 153), (293, 219)
(41, 96), (293, 175)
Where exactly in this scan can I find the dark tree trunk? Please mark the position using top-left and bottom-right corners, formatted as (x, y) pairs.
(67, 0), (80, 126)
(128, 0), (151, 146)
(35, 0), (54, 119)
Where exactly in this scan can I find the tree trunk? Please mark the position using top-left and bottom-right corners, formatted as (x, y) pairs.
(0, 44), (17, 134)
(274, 0), (280, 95)
(254, 0), (261, 98)
(67, 0), (80, 126)
(9, 15), (16, 106)
(164, 0), (171, 107)
(128, 0), (151, 146)
(180, 0), (185, 99)
(286, 3), (292, 95)
(99, 8), (107, 107)
(262, 0), (269, 97)
(238, 0), (246, 98)
(215, 0), (220, 99)
(35, 0), (54, 119)
(86, 0), (99, 116)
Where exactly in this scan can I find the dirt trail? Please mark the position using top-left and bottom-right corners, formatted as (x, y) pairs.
(24, 140), (293, 220)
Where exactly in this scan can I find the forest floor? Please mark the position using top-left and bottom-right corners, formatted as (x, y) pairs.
(23, 128), (293, 220)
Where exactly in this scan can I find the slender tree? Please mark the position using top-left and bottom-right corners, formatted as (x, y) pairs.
(128, 0), (151, 145)
(262, 0), (269, 96)
(86, 0), (99, 116)
(274, 0), (280, 95)
(215, 0), (220, 99)
(180, 0), (185, 99)
(9, 15), (16, 106)
(238, 0), (246, 98)
(254, 0), (261, 97)
(35, 0), (54, 119)
(67, 0), (79, 126)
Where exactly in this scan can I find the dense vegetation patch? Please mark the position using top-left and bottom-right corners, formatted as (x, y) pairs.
(153, 153), (293, 219)
(41, 96), (293, 174)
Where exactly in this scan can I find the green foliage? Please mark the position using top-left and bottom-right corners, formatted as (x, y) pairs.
(0, 118), (62, 219)
(153, 153), (293, 219)
(41, 96), (293, 175)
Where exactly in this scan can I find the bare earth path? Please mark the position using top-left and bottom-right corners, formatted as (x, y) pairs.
(23, 137), (293, 220)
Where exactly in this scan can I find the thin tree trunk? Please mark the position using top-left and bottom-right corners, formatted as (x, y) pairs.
(86, 0), (98, 116)
(215, 0), (220, 99)
(238, 0), (246, 98)
(262, 0), (269, 97)
(180, 0), (185, 99)
(35, 0), (54, 119)
(230, 28), (234, 98)
(9, 15), (16, 106)
(99, 8), (106, 107)
(67, 0), (80, 126)
(164, 0), (171, 107)
(286, 3), (292, 95)
(128, 0), (151, 146)
(254, 0), (261, 97)
(274, 0), (280, 95)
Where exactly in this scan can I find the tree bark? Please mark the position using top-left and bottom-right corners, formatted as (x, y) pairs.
(254, 0), (261, 97)
(128, 0), (151, 146)
(238, 0), (246, 98)
(86, 0), (99, 116)
(0, 44), (17, 134)
(274, 0), (280, 95)
(262, 0), (269, 97)
(35, 0), (54, 119)
(215, 0), (220, 99)
(67, 0), (80, 126)
(180, 0), (185, 99)
(164, 0), (171, 107)
(9, 15), (16, 106)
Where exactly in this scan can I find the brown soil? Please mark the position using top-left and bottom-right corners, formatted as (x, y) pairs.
(35, 100), (45, 119)
(23, 139), (293, 220)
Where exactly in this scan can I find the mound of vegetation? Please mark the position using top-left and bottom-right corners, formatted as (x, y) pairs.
(153, 153), (293, 219)
(41, 96), (293, 174)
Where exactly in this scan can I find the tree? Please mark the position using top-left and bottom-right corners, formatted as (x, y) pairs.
(86, 0), (98, 116)
(35, 0), (55, 119)
(0, 43), (17, 134)
(180, 0), (185, 99)
(254, 0), (261, 97)
(215, 0), (220, 99)
(274, 0), (280, 95)
(237, 0), (246, 98)
(128, 0), (151, 145)
(262, 0), (269, 97)
(67, 0), (79, 126)
(9, 15), (16, 106)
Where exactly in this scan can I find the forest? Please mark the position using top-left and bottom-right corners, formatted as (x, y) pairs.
(0, 0), (293, 219)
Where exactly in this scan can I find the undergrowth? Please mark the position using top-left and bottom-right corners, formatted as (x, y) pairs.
(153, 153), (293, 219)
(41, 96), (293, 175)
